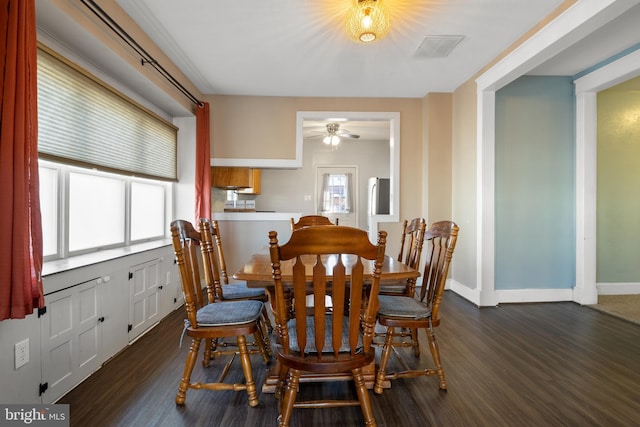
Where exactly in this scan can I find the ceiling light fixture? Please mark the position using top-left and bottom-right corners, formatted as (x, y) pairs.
(345, 0), (390, 44)
(323, 123), (341, 146)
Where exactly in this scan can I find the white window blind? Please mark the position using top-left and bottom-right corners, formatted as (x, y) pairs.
(37, 47), (177, 181)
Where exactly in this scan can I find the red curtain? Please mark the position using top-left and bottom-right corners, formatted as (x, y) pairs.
(195, 101), (211, 222)
(0, 0), (44, 320)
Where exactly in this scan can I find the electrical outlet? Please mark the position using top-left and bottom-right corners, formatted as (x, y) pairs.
(15, 338), (29, 369)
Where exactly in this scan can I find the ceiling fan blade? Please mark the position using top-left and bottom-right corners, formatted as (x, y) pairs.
(336, 131), (360, 139)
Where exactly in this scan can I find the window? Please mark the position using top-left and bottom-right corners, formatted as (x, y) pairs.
(68, 171), (126, 252)
(40, 160), (171, 260)
(39, 165), (59, 257)
(36, 45), (176, 262)
(131, 181), (166, 242)
(320, 173), (353, 213)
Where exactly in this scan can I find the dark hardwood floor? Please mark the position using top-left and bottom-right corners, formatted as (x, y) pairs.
(58, 291), (640, 426)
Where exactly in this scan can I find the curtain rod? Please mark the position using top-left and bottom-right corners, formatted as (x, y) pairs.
(80, 0), (204, 108)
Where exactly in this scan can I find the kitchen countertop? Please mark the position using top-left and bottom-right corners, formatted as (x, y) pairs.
(212, 212), (302, 221)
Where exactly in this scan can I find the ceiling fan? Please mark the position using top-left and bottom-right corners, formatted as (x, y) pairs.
(307, 122), (360, 146)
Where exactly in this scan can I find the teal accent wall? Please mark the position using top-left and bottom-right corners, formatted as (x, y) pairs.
(597, 88), (640, 282)
(495, 76), (575, 290)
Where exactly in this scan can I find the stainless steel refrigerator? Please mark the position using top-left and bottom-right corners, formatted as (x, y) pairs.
(368, 177), (390, 216)
(367, 177), (390, 242)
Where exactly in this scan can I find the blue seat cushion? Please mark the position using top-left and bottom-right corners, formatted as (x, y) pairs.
(286, 315), (363, 354)
(193, 300), (263, 327)
(377, 295), (431, 319)
(221, 283), (265, 300)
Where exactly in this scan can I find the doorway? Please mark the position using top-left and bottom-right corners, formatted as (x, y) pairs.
(297, 111), (400, 224)
(315, 166), (358, 227)
(575, 49), (640, 304)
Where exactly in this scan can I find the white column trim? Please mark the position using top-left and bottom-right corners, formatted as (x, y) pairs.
(476, 89), (498, 306)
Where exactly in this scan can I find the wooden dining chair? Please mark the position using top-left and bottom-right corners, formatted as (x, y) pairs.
(374, 220), (459, 394)
(170, 219), (270, 407)
(269, 226), (387, 427)
(202, 219), (273, 334)
(290, 214), (335, 230)
(379, 218), (426, 297)
(375, 218), (426, 356)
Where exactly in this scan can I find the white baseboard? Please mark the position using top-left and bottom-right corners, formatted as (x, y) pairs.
(447, 280), (575, 305)
(446, 281), (640, 304)
(596, 282), (640, 295)
(494, 288), (574, 303)
(447, 279), (481, 306)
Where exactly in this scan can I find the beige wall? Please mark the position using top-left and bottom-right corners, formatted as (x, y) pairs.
(424, 93), (453, 224)
(451, 80), (478, 289)
(209, 95), (298, 160)
(208, 95), (426, 224)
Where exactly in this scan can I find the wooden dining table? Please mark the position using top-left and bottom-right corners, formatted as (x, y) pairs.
(234, 253), (419, 285)
(233, 253), (420, 392)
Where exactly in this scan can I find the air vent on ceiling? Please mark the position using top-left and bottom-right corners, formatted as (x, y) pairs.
(414, 35), (465, 58)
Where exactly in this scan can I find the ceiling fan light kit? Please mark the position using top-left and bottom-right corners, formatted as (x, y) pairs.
(323, 123), (341, 145)
(345, 0), (390, 44)
(323, 135), (341, 145)
(307, 122), (360, 147)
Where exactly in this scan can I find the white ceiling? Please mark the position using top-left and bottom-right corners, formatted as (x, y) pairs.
(113, 0), (568, 98)
(35, 0), (640, 115)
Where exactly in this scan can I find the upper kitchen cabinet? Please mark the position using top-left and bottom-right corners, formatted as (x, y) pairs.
(237, 169), (261, 194)
(209, 95), (302, 168)
(211, 167), (260, 194)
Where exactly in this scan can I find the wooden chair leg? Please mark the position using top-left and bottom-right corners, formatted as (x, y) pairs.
(275, 362), (288, 417)
(261, 305), (273, 332)
(253, 331), (271, 364)
(258, 316), (273, 357)
(202, 338), (212, 367)
(353, 367), (377, 427)
(274, 359), (285, 398)
(374, 327), (394, 394)
(411, 328), (420, 357)
(426, 325), (447, 390)
(237, 335), (259, 407)
(278, 368), (300, 427)
(176, 338), (201, 405)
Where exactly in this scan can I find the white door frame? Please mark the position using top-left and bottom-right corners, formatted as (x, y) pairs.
(574, 49), (640, 304)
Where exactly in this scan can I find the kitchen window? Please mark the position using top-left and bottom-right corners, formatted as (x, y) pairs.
(320, 173), (353, 213)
